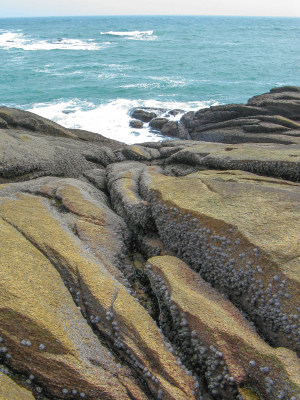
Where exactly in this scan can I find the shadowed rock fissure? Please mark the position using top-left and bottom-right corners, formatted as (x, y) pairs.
(0, 356), (62, 400)
(104, 174), (244, 399)
(105, 165), (299, 397)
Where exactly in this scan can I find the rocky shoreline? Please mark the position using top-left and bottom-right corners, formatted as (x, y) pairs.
(129, 86), (300, 144)
(0, 86), (299, 400)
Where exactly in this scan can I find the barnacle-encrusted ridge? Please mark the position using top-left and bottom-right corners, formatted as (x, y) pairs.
(141, 167), (300, 353)
(146, 255), (300, 400)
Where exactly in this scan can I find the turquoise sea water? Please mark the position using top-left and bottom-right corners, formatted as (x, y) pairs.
(0, 16), (299, 143)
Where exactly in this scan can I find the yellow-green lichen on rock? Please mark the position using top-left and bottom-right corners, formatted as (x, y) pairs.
(0, 372), (35, 400)
(0, 185), (196, 399)
(1, 90), (300, 400)
(0, 215), (148, 399)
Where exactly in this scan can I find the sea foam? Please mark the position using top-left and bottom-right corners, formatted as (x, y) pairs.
(27, 98), (214, 144)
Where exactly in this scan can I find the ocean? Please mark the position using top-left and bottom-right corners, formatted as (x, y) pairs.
(0, 15), (299, 144)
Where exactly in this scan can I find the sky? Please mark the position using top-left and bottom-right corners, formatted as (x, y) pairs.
(0, 0), (300, 18)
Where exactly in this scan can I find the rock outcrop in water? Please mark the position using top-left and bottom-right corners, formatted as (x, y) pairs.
(0, 87), (300, 400)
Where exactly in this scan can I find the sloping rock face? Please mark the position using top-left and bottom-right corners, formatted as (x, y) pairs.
(1, 87), (300, 400)
(0, 129), (117, 182)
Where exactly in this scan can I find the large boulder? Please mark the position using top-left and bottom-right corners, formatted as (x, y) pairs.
(0, 106), (76, 138)
(166, 141), (300, 181)
(149, 117), (168, 130)
(248, 86), (300, 120)
(106, 162), (154, 233)
(0, 129), (116, 182)
(122, 145), (160, 161)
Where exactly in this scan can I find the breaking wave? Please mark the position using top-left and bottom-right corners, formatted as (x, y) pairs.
(0, 31), (104, 50)
(27, 98), (215, 144)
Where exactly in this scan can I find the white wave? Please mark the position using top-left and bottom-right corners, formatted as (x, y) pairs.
(100, 30), (156, 40)
(0, 31), (103, 50)
(27, 98), (217, 145)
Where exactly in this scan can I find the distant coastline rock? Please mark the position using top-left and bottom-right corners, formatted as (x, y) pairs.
(128, 87), (300, 145)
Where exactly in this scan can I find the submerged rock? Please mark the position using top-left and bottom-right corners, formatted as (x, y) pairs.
(129, 119), (144, 129)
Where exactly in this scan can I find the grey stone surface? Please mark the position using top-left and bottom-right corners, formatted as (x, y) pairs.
(177, 87), (300, 143)
(0, 129), (116, 182)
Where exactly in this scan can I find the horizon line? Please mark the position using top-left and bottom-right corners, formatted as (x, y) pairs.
(1, 14), (300, 19)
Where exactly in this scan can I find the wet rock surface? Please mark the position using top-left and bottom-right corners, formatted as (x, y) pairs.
(149, 118), (169, 131)
(1, 87), (300, 400)
(130, 109), (157, 123)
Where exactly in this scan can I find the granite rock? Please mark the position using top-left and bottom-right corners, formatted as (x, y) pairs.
(0, 87), (300, 400)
